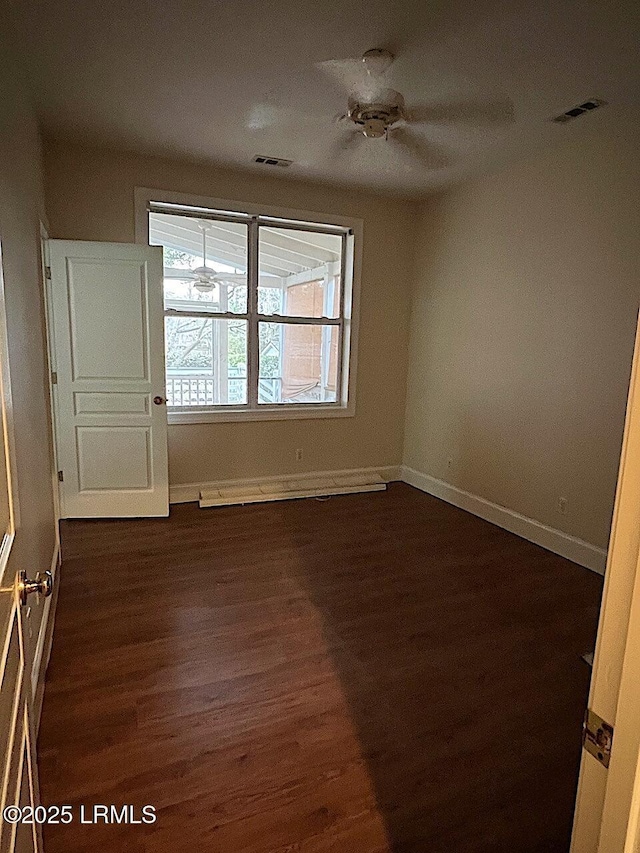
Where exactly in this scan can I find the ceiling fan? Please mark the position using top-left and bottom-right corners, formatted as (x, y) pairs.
(189, 222), (242, 293)
(317, 48), (514, 169)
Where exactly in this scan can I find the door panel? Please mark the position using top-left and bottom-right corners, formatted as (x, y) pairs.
(1, 702), (38, 853)
(0, 611), (25, 852)
(74, 392), (149, 415)
(77, 426), (151, 490)
(49, 240), (169, 518)
(0, 241), (41, 852)
(67, 259), (149, 380)
(14, 735), (38, 853)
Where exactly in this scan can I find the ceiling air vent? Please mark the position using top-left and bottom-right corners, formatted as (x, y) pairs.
(552, 99), (606, 123)
(253, 154), (293, 168)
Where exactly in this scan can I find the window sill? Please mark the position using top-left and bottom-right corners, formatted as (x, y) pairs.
(167, 404), (355, 424)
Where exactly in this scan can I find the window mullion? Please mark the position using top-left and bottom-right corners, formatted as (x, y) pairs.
(164, 309), (249, 322)
(255, 314), (340, 325)
(335, 231), (348, 405)
(247, 217), (259, 409)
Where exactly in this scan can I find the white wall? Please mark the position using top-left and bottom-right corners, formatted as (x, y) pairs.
(404, 108), (640, 550)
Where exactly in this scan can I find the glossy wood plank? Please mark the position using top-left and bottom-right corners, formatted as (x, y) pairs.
(38, 483), (602, 852)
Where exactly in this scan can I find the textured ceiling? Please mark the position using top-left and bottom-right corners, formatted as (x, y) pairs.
(11, 0), (640, 197)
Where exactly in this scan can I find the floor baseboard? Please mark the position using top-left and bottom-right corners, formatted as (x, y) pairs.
(401, 465), (607, 575)
(170, 465), (402, 504)
(171, 462), (606, 575)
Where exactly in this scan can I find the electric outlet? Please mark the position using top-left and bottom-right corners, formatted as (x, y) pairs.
(558, 496), (568, 515)
(295, 448), (303, 462)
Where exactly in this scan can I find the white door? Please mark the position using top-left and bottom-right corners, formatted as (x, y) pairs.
(571, 307), (640, 852)
(0, 242), (44, 853)
(48, 240), (169, 518)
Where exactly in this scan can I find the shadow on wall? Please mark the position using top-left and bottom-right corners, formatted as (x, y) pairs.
(281, 484), (601, 852)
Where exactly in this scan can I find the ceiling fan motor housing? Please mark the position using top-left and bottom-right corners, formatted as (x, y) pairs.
(347, 96), (405, 138)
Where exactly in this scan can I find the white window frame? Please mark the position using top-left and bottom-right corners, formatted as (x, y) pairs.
(135, 188), (362, 424)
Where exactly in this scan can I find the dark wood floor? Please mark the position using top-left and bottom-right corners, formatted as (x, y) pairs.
(38, 483), (603, 853)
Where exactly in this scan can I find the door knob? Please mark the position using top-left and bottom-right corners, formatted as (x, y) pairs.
(18, 570), (53, 606)
(153, 396), (166, 405)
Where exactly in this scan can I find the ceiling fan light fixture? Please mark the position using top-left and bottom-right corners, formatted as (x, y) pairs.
(361, 48), (394, 77)
(362, 118), (387, 138)
(193, 279), (215, 293)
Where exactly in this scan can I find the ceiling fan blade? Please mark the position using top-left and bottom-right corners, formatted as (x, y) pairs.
(316, 57), (389, 101)
(407, 99), (514, 126)
(213, 274), (246, 283)
(207, 274), (246, 287)
(326, 128), (364, 163)
(246, 102), (328, 131)
(389, 128), (450, 171)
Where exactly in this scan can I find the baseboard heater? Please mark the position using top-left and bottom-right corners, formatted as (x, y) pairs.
(199, 474), (386, 508)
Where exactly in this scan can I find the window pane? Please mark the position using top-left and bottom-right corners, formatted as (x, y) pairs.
(165, 316), (247, 406)
(258, 322), (338, 404)
(150, 212), (248, 313)
(258, 226), (342, 319)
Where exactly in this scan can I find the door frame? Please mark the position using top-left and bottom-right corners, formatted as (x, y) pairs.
(571, 306), (640, 851)
(40, 227), (61, 547)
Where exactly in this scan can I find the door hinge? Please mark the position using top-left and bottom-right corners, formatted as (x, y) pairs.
(57, 470), (64, 483)
(45, 266), (52, 280)
(583, 708), (613, 768)
(51, 371), (57, 385)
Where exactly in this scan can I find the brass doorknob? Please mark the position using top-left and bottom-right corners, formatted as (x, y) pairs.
(18, 570), (53, 607)
(153, 396), (166, 405)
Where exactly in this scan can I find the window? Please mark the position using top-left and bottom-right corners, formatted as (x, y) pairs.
(143, 194), (358, 423)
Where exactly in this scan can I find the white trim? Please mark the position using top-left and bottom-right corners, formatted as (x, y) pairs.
(170, 465), (402, 504)
(401, 465), (607, 575)
(41, 225), (62, 548)
(134, 187), (362, 235)
(165, 310), (342, 325)
(168, 404), (354, 424)
(31, 539), (60, 702)
(134, 187), (362, 424)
